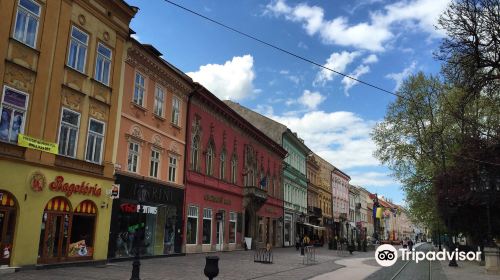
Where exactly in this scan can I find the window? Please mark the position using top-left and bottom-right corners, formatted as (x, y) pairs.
(154, 86), (165, 117)
(67, 26), (88, 73)
(58, 108), (80, 157)
(230, 155), (237, 184)
(168, 156), (177, 182)
(206, 144), (214, 176)
(127, 141), (139, 172)
(133, 72), (145, 106)
(13, 0), (40, 48)
(95, 43), (112, 85)
(202, 208), (212, 244)
(0, 86), (29, 143)
(171, 97), (180, 126)
(229, 212), (237, 244)
(219, 151), (226, 180)
(186, 206), (198, 245)
(85, 119), (105, 164)
(191, 135), (200, 171)
(150, 148), (160, 178)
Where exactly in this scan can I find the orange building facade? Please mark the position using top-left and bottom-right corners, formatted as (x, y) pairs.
(108, 39), (193, 258)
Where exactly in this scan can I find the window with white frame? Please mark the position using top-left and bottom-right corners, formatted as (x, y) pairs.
(58, 108), (80, 157)
(191, 135), (200, 171)
(229, 212), (237, 243)
(168, 155), (177, 183)
(202, 208), (212, 244)
(186, 205), (198, 244)
(206, 143), (214, 176)
(127, 141), (139, 172)
(171, 97), (180, 126)
(13, 0), (40, 48)
(95, 43), (112, 85)
(133, 72), (145, 106)
(85, 119), (105, 164)
(0, 86), (29, 143)
(67, 26), (88, 73)
(150, 148), (160, 178)
(153, 86), (165, 117)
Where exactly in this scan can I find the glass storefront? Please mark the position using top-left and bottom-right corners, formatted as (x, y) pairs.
(108, 175), (184, 258)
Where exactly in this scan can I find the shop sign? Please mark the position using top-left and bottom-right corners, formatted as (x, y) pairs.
(204, 194), (231, 205)
(110, 184), (120, 199)
(49, 176), (102, 197)
(18, 134), (58, 154)
(120, 203), (157, 215)
(265, 207), (277, 215)
(30, 171), (46, 192)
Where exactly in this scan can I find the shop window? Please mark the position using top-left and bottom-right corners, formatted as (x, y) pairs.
(154, 86), (165, 117)
(0, 86), (29, 143)
(202, 208), (212, 244)
(13, 0), (40, 48)
(168, 156), (177, 183)
(229, 212), (236, 244)
(58, 108), (80, 158)
(85, 119), (105, 164)
(69, 200), (97, 258)
(67, 26), (88, 73)
(186, 205), (198, 244)
(0, 190), (17, 266)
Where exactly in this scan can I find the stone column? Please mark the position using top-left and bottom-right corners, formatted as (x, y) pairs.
(484, 246), (499, 275)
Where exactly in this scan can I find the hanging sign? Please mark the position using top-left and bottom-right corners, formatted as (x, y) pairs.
(18, 134), (58, 154)
(110, 184), (120, 199)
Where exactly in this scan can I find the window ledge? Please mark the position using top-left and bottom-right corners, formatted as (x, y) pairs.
(65, 64), (89, 78)
(131, 102), (148, 112)
(9, 37), (40, 53)
(153, 113), (166, 121)
(91, 78), (112, 90)
(170, 122), (181, 130)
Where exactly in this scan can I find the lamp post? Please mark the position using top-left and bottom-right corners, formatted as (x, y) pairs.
(131, 184), (148, 280)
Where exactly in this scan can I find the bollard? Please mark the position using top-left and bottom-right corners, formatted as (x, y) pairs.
(204, 256), (219, 280)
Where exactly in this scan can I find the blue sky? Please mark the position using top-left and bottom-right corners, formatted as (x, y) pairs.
(126, 0), (451, 205)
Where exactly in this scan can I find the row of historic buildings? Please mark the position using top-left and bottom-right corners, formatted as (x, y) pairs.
(0, 0), (413, 268)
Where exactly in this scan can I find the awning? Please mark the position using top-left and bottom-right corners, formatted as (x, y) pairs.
(302, 222), (326, 230)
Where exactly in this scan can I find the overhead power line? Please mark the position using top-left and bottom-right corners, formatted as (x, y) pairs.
(162, 0), (401, 99)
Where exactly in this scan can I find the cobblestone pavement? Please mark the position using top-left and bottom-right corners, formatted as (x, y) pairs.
(1, 247), (376, 280)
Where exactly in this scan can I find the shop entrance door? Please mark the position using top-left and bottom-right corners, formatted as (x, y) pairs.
(39, 213), (71, 263)
(216, 211), (224, 251)
(0, 191), (17, 266)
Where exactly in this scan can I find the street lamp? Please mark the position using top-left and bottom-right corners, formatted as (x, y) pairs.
(131, 184), (148, 280)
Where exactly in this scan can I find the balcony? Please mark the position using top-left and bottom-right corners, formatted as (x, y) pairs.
(308, 206), (323, 218)
(243, 186), (268, 211)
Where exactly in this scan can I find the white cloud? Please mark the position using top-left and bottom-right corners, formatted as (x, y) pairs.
(255, 104), (274, 116)
(363, 54), (379, 64)
(349, 171), (395, 187)
(297, 41), (308, 49)
(385, 61), (417, 91)
(264, 111), (380, 169)
(265, 0), (450, 51)
(315, 51), (360, 85)
(297, 90), (326, 110)
(187, 55), (256, 100)
(342, 64), (371, 95)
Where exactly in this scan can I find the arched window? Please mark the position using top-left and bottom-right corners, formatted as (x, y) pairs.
(206, 141), (214, 176)
(70, 200), (97, 258)
(220, 150), (226, 180)
(0, 190), (17, 266)
(191, 135), (200, 171)
(231, 153), (238, 184)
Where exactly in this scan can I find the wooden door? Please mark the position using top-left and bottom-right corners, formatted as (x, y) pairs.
(39, 213), (71, 263)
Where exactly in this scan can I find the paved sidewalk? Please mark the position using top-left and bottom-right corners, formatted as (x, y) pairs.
(439, 259), (500, 280)
(1, 247), (351, 280)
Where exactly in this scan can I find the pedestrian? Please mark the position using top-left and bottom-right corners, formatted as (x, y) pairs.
(402, 237), (408, 249)
(295, 235), (300, 250)
(303, 234), (310, 246)
(408, 239), (414, 251)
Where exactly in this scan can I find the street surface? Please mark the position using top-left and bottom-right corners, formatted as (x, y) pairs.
(1, 244), (490, 280)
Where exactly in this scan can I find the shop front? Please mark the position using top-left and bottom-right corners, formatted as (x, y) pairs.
(185, 179), (243, 253)
(255, 201), (283, 249)
(0, 161), (113, 267)
(108, 174), (184, 258)
(283, 212), (293, 247)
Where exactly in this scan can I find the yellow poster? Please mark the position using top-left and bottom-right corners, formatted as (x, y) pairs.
(376, 207), (383, 219)
(17, 134), (58, 154)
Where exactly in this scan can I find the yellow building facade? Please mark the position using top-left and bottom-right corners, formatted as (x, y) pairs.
(0, 0), (136, 267)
